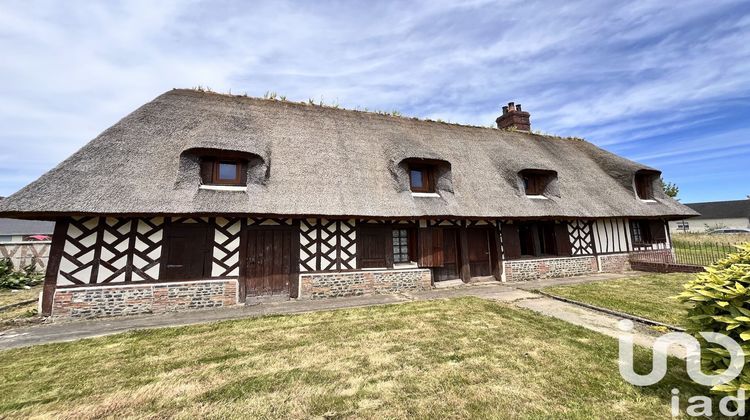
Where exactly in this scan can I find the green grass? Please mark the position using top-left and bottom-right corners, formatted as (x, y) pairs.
(543, 273), (694, 327)
(0, 286), (40, 308)
(0, 286), (40, 330)
(0, 297), (709, 419)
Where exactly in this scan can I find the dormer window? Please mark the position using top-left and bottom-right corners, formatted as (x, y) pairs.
(200, 157), (247, 186)
(519, 169), (556, 197)
(634, 170), (658, 200)
(398, 158), (450, 196)
(409, 165), (434, 193)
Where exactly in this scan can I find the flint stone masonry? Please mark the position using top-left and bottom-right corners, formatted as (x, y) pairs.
(503, 256), (598, 282)
(52, 280), (238, 319)
(300, 269), (432, 299)
(598, 253), (631, 273)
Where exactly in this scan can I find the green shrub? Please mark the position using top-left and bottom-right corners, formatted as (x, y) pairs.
(0, 258), (43, 289)
(676, 243), (750, 397)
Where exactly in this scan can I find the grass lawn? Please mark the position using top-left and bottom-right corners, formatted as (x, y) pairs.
(0, 297), (708, 419)
(0, 286), (40, 330)
(543, 273), (694, 327)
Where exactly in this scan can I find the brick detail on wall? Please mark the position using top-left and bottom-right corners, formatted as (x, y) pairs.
(51, 280), (238, 319)
(597, 253), (631, 273)
(300, 269), (431, 299)
(503, 256), (598, 282)
(630, 261), (703, 273)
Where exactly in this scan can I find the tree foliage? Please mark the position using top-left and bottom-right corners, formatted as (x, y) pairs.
(660, 177), (679, 198)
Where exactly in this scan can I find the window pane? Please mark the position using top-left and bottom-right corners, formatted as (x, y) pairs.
(218, 162), (237, 180)
(410, 170), (424, 188)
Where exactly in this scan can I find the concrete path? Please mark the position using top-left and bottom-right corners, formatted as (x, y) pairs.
(0, 272), (667, 353)
(516, 297), (684, 358)
(511, 271), (642, 291)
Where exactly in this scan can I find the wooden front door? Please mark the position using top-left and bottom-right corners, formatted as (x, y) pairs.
(244, 227), (298, 297)
(467, 228), (492, 277)
(434, 228), (460, 281)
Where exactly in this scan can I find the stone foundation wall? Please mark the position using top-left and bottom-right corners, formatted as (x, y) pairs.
(300, 269), (432, 299)
(52, 279), (238, 319)
(598, 253), (631, 272)
(503, 256), (598, 282)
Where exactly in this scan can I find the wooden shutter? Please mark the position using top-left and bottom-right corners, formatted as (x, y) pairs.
(554, 223), (572, 256)
(357, 226), (392, 268)
(161, 224), (210, 280)
(200, 158), (215, 184)
(649, 220), (667, 243)
(501, 224), (521, 260)
(418, 228), (444, 267)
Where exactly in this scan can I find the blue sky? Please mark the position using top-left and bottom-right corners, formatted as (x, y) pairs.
(1, 0), (749, 203)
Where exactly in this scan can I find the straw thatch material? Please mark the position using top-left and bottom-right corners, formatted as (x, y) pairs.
(0, 89), (696, 219)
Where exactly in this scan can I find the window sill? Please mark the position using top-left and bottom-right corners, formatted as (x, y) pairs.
(199, 185), (247, 192)
(526, 195), (548, 200)
(411, 192), (440, 198)
(394, 262), (419, 269)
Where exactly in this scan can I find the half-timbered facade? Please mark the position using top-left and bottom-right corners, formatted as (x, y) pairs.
(0, 90), (697, 318)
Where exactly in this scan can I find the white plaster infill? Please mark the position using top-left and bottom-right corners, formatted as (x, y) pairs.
(55, 278), (239, 292)
(639, 198), (657, 203)
(527, 195), (549, 200)
(199, 185), (247, 192)
(411, 192), (440, 198)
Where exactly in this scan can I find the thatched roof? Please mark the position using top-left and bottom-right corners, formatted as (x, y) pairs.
(0, 89), (696, 220)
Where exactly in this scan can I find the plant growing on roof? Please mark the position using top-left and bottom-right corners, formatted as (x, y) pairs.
(676, 243), (750, 398)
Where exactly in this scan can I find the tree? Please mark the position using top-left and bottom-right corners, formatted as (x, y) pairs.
(660, 177), (679, 199)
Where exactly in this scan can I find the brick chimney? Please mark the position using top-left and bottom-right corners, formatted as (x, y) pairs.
(496, 102), (530, 131)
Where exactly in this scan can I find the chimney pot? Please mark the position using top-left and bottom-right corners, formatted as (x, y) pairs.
(496, 100), (530, 131)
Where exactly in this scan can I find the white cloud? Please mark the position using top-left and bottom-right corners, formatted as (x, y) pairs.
(0, 0), (748, 201)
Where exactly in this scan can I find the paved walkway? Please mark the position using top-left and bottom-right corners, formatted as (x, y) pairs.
(1, 271), (674, 355)
(512, 271), (642, 291)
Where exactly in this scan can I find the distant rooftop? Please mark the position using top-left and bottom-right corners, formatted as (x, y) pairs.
(0, 218), (55, 235)
(684, 199), (750, 219)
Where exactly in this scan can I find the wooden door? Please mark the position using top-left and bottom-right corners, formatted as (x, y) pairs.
(244, 227), (297, 297)
(434, 228), (460, 281)
(467, 228), (492, 277)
